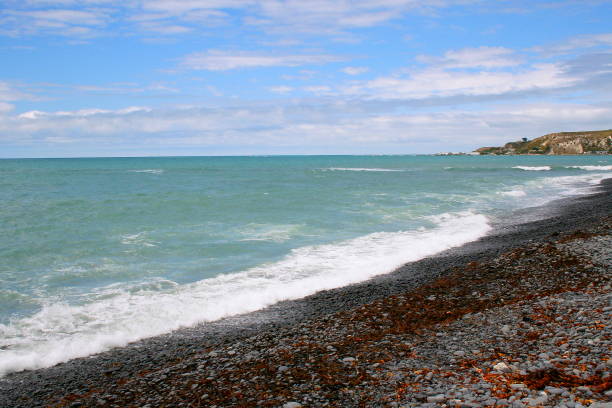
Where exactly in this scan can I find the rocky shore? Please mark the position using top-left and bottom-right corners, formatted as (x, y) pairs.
(2, 180), (611, 408)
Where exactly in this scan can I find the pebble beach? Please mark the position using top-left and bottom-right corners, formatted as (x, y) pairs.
(2, 179), (611, 408)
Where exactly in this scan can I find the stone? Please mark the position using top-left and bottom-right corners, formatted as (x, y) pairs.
(523, 396), (548, 405)
(493, 362), (510, 372)
(283, 403), (302, 408)
(426, 394), (445, 403)
(244, 351), (260, 361)
(545, 386), (564, 395)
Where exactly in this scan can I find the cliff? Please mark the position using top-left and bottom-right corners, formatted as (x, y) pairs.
(476, 129), (612, 155)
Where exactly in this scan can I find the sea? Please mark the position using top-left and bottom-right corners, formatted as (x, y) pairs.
(1, 155), (611, 376)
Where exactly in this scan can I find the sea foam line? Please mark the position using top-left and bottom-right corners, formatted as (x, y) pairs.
(322, 167), (404, 172)
(512, 166), (551, 171)
(128, 169), (164, 174)
(566, 165), (612, 171)
(0, 211), (490, 376)
(538, 173), (612, 197)
(499, 189), (527, 197)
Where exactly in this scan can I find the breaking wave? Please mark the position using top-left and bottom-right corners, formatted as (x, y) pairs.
(512, 166), (551, 171)
(322, 168), (404, 172)
(566, 165), (612, 171)
(0, 211), (490, 376)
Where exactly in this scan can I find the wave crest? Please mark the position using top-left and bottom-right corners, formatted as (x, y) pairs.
(0, 211), (490, 376)
(512, 166), (551, 171)
(566, 165), (612, 171)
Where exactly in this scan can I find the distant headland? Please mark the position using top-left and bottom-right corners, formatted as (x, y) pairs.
(475, 129), (612, 155)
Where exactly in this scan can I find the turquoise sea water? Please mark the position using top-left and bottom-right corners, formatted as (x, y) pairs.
(1, 155), (611, 375)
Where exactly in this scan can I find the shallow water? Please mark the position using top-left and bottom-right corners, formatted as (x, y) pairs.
(1, 154), (611, 375)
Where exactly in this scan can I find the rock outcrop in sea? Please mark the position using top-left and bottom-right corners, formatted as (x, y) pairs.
(476, 130), (612, 155)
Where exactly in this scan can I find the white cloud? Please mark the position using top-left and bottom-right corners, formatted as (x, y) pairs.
(0, 0), (482, 38)
(180, 50), (344, 70)
(140, 0), (252, 15)
(0, 81), (31, 102)
(303, 85), (331, 95)
(19, 1), (122, 4)
(269, 86), (293, 93)
(336, 10), (398, 27)
(533, 32), (612, 56)
(2, 1), (605, 41)
(74, 82), (179, 94)
(10, 9), (109, 26)
(282, 70), (318, 81)
(249, 0), (480, 35)
(0, 102), (14, 113)
(339, 46), (577, 100)
(416, 46), (520, 69)
(17, 106), (151, 119)
(137, 22), (192, 34)
(3, 101), (610, 153)
(360, 63), (573, 99)
(1, 7), (113, 37)
(342, 66), (369, 75)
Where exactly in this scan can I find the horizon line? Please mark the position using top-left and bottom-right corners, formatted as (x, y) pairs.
(0, 153), (456, 160)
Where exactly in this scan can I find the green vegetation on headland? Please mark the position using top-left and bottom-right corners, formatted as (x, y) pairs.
(475, 129), (612, 155)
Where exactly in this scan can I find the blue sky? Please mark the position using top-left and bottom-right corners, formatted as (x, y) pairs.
(1, 0), (611, 157)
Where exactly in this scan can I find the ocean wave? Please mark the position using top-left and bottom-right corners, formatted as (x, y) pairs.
(499, 189), (527, 197)
(237, 223), (305, 243)
(322, 167), (404, 172)
(120, 232), (159, 247)
(488, 173), (612, 211)
(538, 173), (612, 197)
(128, 169), (164, 174)
(566, 165), (612, 171)
(0, 211), (490, 376)
(512, 166), (552, 171)
(0, 290), (38, 311)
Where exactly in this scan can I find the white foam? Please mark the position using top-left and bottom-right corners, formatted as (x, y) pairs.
(566, 165), (612, 171)
(537, 173), (611, 196)
(499, 189), (527, 197)
(120, 232), (159, 247)
(128, 169), (164, 174)
(485, 173), (612, 212)
(0, 211), (490, 376)
(237, 223), (304, 243)
(512, 166), (551, 171)
(322, 167), (404, 172)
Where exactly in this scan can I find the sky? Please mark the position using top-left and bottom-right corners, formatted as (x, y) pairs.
(0, 0), (611, 157)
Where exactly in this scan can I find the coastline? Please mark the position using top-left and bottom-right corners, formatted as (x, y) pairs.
(1, 178), (611, 407)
